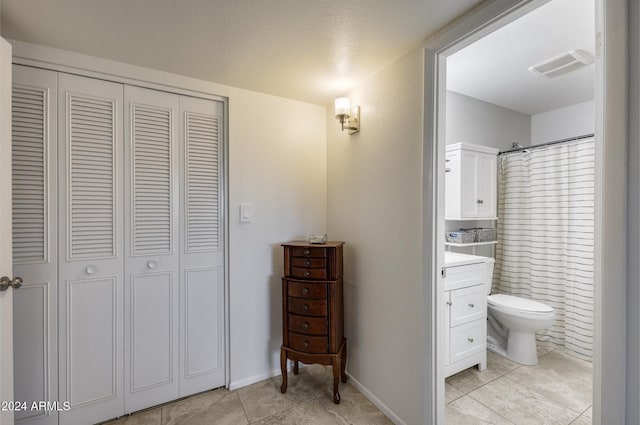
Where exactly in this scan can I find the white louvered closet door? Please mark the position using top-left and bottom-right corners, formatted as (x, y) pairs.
(58, 73), (125, 425)
(11, 65), (58, 425)
(124, 86), (180, 412)
(179, 95), (225, 395)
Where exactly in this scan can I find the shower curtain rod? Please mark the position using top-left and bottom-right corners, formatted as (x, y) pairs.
(498, 133), (595, 155)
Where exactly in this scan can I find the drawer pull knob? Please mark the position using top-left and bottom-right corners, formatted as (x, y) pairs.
(468, 303), (474, 308)
(303, 304), (309, 312)
(468, 338), (474, 343)
(302, 288), (310, 295)
(305, 260), (311, 266)
(303, 322), (310, 329)
(303, 249), (311, 256)
(85, 265), (97, 275)
(304, 271), (311, 277)
(303, 341), (309, 348)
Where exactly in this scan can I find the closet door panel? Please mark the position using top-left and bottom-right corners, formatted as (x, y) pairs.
(179, 96), (225, 395)
(124, 86), (180, 412)
(58, 73), (124, 425)
(11, 65), (58, 425)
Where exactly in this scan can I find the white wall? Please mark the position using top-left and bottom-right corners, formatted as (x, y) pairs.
(446, 90), (531, 150)
(327, 47), (425, 425)
(228, 91), (327, 388)
(531, 100), (594, 144)
(8, 40), (328, 391)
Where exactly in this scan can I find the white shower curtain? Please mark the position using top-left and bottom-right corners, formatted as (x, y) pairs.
(493, 137), (594, 360)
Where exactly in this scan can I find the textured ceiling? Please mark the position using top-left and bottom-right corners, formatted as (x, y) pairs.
(2, 0), (483, 105)
(447, 0), (595, 116)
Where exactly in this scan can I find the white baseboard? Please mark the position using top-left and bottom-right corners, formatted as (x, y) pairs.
(228, 363), (304, 391)
(346, 373), (407, 425)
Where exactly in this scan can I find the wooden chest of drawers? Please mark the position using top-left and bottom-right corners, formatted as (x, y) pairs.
(280, 241), (346, 404)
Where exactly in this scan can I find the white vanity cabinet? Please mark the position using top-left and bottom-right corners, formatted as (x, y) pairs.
(445, 143), (499, 220)
(444, 253), (492, 377)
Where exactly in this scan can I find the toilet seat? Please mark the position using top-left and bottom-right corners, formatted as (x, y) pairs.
(487, 293), (553, 315)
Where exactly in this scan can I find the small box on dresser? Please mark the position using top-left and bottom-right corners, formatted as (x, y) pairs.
(280, 241), (347, 404)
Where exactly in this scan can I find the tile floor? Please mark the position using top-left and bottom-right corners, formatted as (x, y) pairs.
(446, 344), (593, 425)
(104, 344), (592, 425)
(103, 364), (392, 425)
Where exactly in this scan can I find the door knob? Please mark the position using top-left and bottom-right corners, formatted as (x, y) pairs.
(0, 276), (23, 291)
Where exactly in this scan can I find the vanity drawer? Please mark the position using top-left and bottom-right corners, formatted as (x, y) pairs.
(449, 284), (487, 327)
(292, 247), (327, 258)
(288, 332), (328, 354)
(444, 262), (488, 291)
(288, 297), (327, 316)
(291, 267), (327, 280)
(287, 280), (327, 299)
(450, 319), (486, 364)
(288, 314), (327, 335)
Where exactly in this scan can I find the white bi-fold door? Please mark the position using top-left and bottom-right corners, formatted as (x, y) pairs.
(12, 67), (226, 425)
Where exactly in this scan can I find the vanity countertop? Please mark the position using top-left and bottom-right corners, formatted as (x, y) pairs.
(444, 251), (494, 267)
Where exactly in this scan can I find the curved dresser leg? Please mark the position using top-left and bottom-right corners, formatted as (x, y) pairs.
(280, 348), (288, 393)
(341, 340), (348, 383)
(332, 355), (342, 404)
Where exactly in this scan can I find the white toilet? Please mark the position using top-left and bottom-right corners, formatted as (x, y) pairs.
(482, 261), (556, 366)
(486, 293), (555, 365)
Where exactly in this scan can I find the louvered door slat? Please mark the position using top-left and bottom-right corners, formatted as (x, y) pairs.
(68, 94), (116, 259)
(12, 84), (47, 264)
(131, 104), (173, 255)
(185, 112), (220, 252)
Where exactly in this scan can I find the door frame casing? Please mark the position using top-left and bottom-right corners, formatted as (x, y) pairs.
(8, 40), (232, 390)
(422, 0), (626, 424)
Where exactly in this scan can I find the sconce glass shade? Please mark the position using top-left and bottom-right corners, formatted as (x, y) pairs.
(334, 97), (350, 118)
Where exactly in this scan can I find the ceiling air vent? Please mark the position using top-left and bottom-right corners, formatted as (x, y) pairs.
(528, 49), (594, 78)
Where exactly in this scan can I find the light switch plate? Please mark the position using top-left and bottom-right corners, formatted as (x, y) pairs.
(239, 203), (252, 223)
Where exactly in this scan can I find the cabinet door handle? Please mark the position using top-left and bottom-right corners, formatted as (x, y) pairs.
(468, 303), (474, 308)
(302, 288), (310, 295)
(446, 301), (452, 306)
(445, 167), (451, 173)
(85, 265), (97, 275)
(468, 338), (474, 343)
(477, 199), (484, 204)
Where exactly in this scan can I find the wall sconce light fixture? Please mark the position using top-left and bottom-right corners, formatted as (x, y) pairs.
(334, 97), (360, 135)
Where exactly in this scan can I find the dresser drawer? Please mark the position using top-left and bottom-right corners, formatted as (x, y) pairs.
(292, 247), (326, 258)
(287, 281), (327, 299)
(288, 297), (327, 316)
(288, 332), (328, 353)
(450, 319), (486, 363)
(449, 284), (487, 327)
(292, 257), (326, 268)
(291, 267), (327, 280)
(288, 314), (327, 335)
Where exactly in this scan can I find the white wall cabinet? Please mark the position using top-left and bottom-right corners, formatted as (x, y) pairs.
(12, 66), (226, 425)
(445, 143), (499, 220)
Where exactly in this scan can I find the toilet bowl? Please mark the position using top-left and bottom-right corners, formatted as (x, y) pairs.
(486, 294), (555, 365)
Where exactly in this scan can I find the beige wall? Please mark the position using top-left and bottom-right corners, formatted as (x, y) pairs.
(327, 46), (425, 425)
(228, 89), (327, 387)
